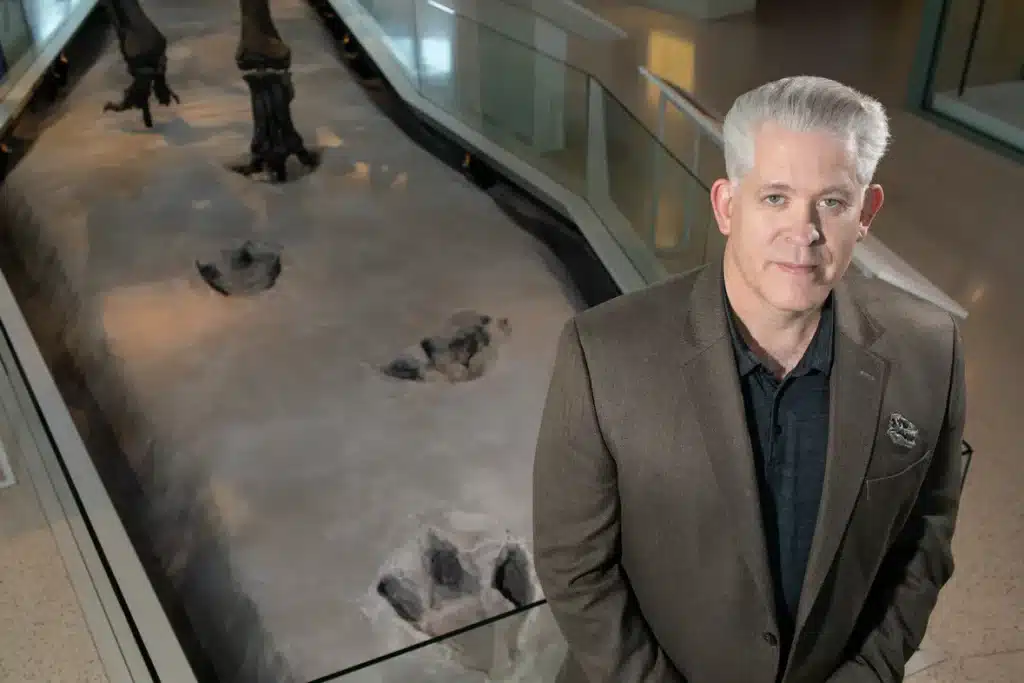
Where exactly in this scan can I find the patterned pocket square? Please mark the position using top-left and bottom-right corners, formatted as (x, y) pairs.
(886, 413), (919, 449)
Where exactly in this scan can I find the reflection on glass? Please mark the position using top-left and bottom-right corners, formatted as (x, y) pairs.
(414, 0), (589, 195)
(426, 0), (454, 13)
(353, 0), (719, 279)
(655, 91), (704, 186)
(0, 0), (35, 82)
(420, 37), (453, 76)
(602, 88), (710, 274)
(360, 0), (421, 81)
(645, 31), (695, 99)
(23, 0), (76, 45)
(928, 0), (1024, 152)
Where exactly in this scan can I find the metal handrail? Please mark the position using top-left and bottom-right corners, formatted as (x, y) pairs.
(639, 66), (723, 144)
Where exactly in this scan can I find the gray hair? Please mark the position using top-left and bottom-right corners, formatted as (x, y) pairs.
(722, 76), (891, 186)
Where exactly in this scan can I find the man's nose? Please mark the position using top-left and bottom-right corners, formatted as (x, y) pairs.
(786, 204), (821, 246)
(786, 222), (820, 246)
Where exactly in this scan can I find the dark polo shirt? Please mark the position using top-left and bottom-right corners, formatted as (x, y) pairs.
(723, 281), (834, 655)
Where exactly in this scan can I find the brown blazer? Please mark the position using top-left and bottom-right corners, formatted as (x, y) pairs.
(533, 260), (966, 683)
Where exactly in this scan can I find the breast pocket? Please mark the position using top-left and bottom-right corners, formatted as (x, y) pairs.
(861, 448), (933, 547)
(864, 447), (934, 487)
(864, 401), (935, 506)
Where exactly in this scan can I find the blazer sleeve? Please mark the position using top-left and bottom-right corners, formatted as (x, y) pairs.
(828, 316), (968, 683)
(532, 320), (686, 683)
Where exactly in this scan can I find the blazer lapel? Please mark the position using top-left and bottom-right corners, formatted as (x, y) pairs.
(793, 281), (888, 636)
(681, 263), (777, 622)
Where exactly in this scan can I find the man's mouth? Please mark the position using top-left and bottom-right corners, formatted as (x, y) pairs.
(775, 262), (817, 275)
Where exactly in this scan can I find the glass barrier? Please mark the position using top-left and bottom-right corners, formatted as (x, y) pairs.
(357, 0), (420, 82)
(602, 88), (712, 274)
(638, 68), (728, 268)
(324, 600), (566, 682)
(0, 0), (98, 136)
(415, 0), (590, 197)
(349, 0), (716, 279)
(0, 0), (89, 91)
(920, 0), (1024, 154)
(0, 1), (36, 84)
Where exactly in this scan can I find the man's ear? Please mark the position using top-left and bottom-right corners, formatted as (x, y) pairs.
(858, 184), (885, 240)
(711, 178), (734, 237)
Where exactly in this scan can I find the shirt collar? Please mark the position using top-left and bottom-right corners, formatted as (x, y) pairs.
(722, 274), (835, 378)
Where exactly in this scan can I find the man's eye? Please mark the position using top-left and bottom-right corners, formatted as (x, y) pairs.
(820, 198), (845, 210)
(763, 194), (785, 205)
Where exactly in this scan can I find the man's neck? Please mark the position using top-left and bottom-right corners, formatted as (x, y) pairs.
(723, 259), (824, 377)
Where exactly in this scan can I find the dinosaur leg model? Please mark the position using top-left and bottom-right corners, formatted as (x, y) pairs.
(231, 0), (319, 182)
(103, 0), (179, 128)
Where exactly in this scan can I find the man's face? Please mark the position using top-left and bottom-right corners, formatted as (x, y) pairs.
(711, 121), (884, 315)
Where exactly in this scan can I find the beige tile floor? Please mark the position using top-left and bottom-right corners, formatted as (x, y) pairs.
(557, 0), (1024, 678)
(0, 406), (108, 683)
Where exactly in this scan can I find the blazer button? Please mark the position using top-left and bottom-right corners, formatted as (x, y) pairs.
(763, 632), (778, 647)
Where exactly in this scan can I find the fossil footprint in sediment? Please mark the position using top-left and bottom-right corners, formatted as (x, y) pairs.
(379, 310), (511, 383)
(196, 240), (281, 296)
(375, 527), (536, 636)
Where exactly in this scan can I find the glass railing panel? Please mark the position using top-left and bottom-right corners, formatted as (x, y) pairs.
(601, 87), (711, 274)
(639, 70), (730, 267)
(650, 141), (713, 274)
(696, 129), (727, 186)
(1, 0), (101, 134)
(358, 0), (421, 82)
(640, 71), (725, 173)
(342, 0), (719, 279)
(601, 85), (654, 233)
(412, 0), (458, 105)
(451, 0), (568, 55)
(925, 0), (1024, 153)
(696, 137), (726, 263)
(649, 84), (702, 169)
(414, 0), (590, 196)
(337, 601), (567, 681)
(23, 0), (83, 47)
(0, 1), (35, 84)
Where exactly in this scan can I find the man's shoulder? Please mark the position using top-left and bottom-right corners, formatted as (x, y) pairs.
(570, 266), (706, 340)
(844, 272), (959, 338)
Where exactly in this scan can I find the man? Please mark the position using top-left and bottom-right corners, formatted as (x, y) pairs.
(532, 76), (967, 683)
